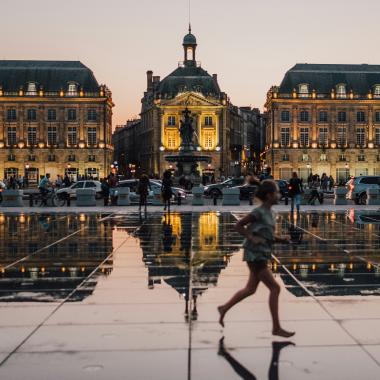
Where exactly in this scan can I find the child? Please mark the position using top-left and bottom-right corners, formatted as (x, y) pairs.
(218, 180), (295, 338)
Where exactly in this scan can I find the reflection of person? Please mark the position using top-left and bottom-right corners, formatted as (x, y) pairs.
(161, 170), (173, 212)
(288, 172), (303, 215)
(138, 174), (150, 217)
(162, 216), (174, 252)
(218, 180), (295, 338)
(218, 337), (294, 380)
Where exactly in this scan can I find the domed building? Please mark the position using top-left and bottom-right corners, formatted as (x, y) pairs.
(138, 27), (249, 178)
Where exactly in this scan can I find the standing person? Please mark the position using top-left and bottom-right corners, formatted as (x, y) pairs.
(101, 178), (110, 206)
(108, 173), (118, 205)
(328, 175), (335, 191)
(217, 180), (295, 338)
(63, 174), (71, 187)
(137, 174), (151, 217)
(308, 175), (322, 205)
(161, 170), (173, 212)
(55, 175), (63, 189)
(288, 172), (303, 215)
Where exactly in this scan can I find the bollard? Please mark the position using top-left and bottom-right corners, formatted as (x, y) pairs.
(285, 195), (289, 205)
(66, 193), (71, 207)
(177, 195), (181, 205)
(213, 194), (217, 205)
(29, 194), (34, 207)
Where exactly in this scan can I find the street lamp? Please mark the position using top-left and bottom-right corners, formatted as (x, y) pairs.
(345, 163), (349, 181)
(25, 163), (30, 188)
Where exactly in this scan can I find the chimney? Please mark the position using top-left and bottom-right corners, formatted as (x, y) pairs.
(212, 74), (218, 82)
(153, 76), (160, 84)
(147, 70), (153, 91)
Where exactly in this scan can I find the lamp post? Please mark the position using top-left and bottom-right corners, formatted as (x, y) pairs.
(345, 163), (349, 182)
(25, 163), (30, 188)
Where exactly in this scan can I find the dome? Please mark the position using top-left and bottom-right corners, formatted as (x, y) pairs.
(183, 33), (197, 45)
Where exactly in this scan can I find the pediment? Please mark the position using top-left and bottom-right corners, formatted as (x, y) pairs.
(161, 92), (221, 107)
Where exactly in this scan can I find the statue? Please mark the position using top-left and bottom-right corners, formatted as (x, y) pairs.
(179, 107), (195, 149)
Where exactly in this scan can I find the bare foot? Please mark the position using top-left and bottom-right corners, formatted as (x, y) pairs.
(218, 306), (226, 327)
(272, 328), (295, 338)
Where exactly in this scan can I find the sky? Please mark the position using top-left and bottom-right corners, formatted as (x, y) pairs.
(1, 0), (380, 127)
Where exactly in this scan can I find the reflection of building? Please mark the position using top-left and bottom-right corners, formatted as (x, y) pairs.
(265, 64), (380, 181)
(132, 27), (264, 178)
(137, 212), (239, 319)
(0, 214), (114, 302)
(0, 61), (114, 183)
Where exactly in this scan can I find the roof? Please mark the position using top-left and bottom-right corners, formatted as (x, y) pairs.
(279, 64), (380, 94)
(158, 65), (221, 97)
(183, 33), (197, 45)
(0, 60), (100, 92)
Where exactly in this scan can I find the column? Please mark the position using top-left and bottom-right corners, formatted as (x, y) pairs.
(291, 105), (298, 143)
(0, 105), (4, 142)
(330, 105), (336, 143)
(79, 106), (85, 142)
(348, 107), (355, 147)
(311, 105), (317, 143)
(273, 105), (279, 143)
(368, 105), (374, 142)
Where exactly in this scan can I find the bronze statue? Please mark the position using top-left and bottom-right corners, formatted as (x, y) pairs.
(179, 107), (195, 148)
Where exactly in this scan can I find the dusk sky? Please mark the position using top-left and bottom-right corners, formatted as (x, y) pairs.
(2, 0), (380, 127)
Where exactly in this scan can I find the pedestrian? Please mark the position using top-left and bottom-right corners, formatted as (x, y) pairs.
(101, 178), (110, 206)
(321, 173), (328, 192)
(63, 174), (71, 187)
(161, 170), (173, 212)
(328, 175), (334, 191)
(308, 175), (322, 205)
(137, 174), (150, 216)
(288, 172), (303, 215)
(55, 175), (63, 188)
(217, 180), (295, 338)
(108, 173), (118, 205)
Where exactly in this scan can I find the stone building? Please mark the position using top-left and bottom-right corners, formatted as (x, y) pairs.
(265, 64), (380, 182)
(138, 27), (255, 178)
(0, 61), (113, 184)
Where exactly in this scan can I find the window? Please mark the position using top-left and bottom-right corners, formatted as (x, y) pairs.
(203, 130), (214, 149)
(320, 153), (327, 161)
(68, 154), (76, 162)
(280, 128), (290, 147)
(337, 127), (346, 147)
(87, 127), (97, 146)
(375, 112), (380, 123)
(280, 110), (290, 122)
(85, 181), (97, 188)
(67, 83), (78, 96)
(338, 154), (346, 161)
(87, 109), (97, 121)
(281, 154), (289, 161)
(300, 127), (309, 147)
(336, 84), (346, 99)
(68, 109), (77, 121)
(47, 126), (57, 146)
(27, 127), (37, 146)
(357, 111), (366, 123)
(205, 116), (213, 126)
(88, 155), (96, 162)
(7, 154), (16, 161)
(7, 127), (16, 146)
(374, 85), (380, 98)
(28, 155), (36, 161)
(358, 154), (366, 162)
(85, 168), (99, 178)
(6, 108), (17, 121)
(26, 82), (37, 96)
(319, 111), (328, 123)
(48, 154), (55, 162)
(356, 128), (366, 146)
(300, 110), (309, 122)
(376, 128), (380, 146)
(67, 127), (77, 146)
(298, 84), (309, 98)
(338, 111), (346, 123)
(319, 127), (328, 146)
(47, 109), (57, 121)
(27, 109), (37, 121)
(168, 116), (176, 126)
(167, 130), (177, 149)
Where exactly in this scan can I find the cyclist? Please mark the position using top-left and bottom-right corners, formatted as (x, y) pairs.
(38, 174), (52, 204)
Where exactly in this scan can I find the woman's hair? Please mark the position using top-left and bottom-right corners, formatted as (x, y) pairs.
(255, 179), (278, 201)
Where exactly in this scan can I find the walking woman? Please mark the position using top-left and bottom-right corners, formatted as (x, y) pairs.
(218, 180), (295, 338)
(161, 170), (173, 212)
(288, 172), (303, 215)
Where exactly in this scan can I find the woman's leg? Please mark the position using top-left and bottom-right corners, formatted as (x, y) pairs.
(258, 268), (295, 338)
(295, 194), (301, 214)
(218, 263), (260, 327)
(290, 196), (294, 213)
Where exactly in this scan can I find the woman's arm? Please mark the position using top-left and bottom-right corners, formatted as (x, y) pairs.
(235, 213), (266, 244)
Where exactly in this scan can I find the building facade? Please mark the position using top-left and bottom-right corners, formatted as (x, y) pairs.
(0, 61), (113, 184)
(265, 64), (380, 182)
(136, 28), (260, 178)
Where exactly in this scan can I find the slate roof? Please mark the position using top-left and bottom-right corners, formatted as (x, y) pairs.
(0, 60), (99, 92)
(279, 64), (380, 94)
(158, 65), (220, 98)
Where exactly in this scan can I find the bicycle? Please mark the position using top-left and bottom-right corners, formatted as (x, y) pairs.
(35, 189), (66, 207)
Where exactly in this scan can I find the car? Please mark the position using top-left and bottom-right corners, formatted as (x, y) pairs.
(232, 183), (258, 200)
(346, 176), (380, 205)
(56, 180), (102, 199)
(203, 177), (245, 198)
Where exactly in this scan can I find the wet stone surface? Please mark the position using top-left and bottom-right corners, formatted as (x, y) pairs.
(0, 210), (379, 379)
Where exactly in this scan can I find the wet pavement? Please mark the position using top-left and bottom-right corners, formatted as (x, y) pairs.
(0, 210), (380, 379)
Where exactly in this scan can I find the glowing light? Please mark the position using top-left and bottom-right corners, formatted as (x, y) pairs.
(330, 143), (336, 149)
(99, 142), (105, 148)
(61, 267), (66, 273)
(0, 142), (4, 148)
(312, 264), (316, 271)
(215, 146), (221, 151)
(21, 267), (25, 273)
(78, 142), (85, 149)
(41, 267), (45, 273)
(273, 143), (280, 148)
(293, 264), (297, 271)
(159, 146), (165, 151)
(312, 142), (318, 148)
(38, 142), (45, 148)
(18, 142), (25, 148)
(60, 90), (64, 97)
(368, 142), (374, 148)
(367, 263), (372, 270)
(292, 142), (298, 148)
(349, 263), (354, 270)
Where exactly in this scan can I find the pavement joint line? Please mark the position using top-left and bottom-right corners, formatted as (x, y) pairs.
(2, 212), (115, 271)
(0, 212), (129, 368)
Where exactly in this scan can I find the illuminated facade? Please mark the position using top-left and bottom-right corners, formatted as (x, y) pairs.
(265, 64), (380, 182)
(138, 28), (251, 177)
(0, 61), (114, 183)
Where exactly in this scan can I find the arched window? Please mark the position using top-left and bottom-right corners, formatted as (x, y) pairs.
(298, 84), (309, 98)
(374, 85), (380, 98)
(67, 83), (78, 96)
(26, 82), (37, 96)
(336, 84), (346, 99)
(187, 47), (194, 61)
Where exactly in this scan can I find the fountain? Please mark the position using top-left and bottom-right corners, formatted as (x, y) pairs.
(165, 107), (211, 185)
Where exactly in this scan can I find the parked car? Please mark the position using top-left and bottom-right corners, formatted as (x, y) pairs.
(56, 180), (102, 199)
(203, 177), (245, 198)
(231, 183), (258, 200)
(346, 176), (380, 205)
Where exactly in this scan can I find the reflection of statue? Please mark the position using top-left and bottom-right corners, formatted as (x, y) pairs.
(179, 107), (195, 148)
